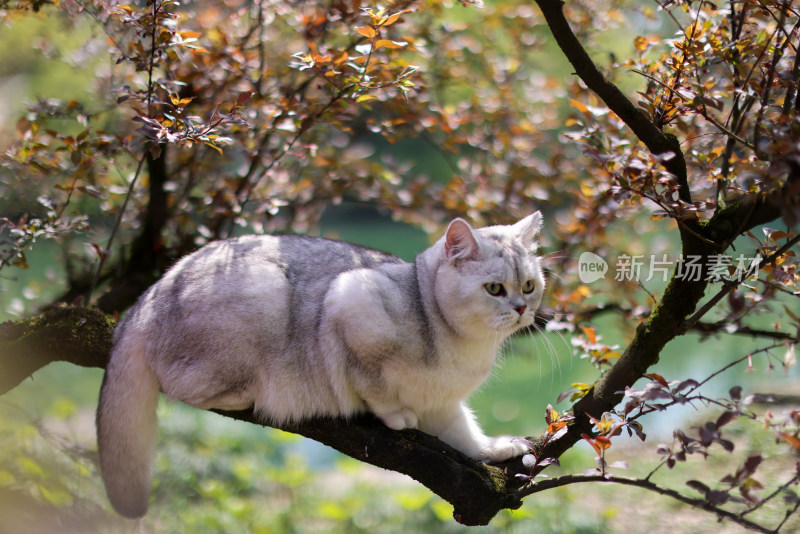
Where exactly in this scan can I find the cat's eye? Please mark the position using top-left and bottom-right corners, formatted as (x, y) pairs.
(484, 282), (505, 296)
(522, 279), (537, 294)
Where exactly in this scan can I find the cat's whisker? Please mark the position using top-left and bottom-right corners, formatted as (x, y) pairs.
(532, 322), (562, 388)
(541, 321), (573, 373)
(539, 250), (569, 264)
(527, 323), (553, 388)
(492, 329), (504, 366)
(523, 324), (544, 391)
(501, 338), (511, 367)
(541, 269), (564, 283)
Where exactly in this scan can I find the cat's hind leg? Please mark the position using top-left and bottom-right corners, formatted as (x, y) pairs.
(369, 403), (419, 431)
(157, 354), (257, 411)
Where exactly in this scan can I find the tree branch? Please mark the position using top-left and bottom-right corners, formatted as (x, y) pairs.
(0, 307), (115, 395)
(570, 302), (797, 341)
(534, 0), (691, 203)
(681, 233), (800, 334)
(693, 321), (798, 341)
(516, 474), (776, 534)
(95, 145), (171, 314)
(531, 184), (794, 472)
(220, 409), (525, 526)
(528, 0), (797, 477)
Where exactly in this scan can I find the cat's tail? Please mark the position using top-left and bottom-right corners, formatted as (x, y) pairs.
(96, 331), (160, 518)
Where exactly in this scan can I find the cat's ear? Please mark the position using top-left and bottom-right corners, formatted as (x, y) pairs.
(513, 211), (543, 247)
(444, 218), (480, 262)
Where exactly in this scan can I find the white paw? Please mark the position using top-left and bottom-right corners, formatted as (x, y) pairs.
(482, 436), (529, 463)
(380, 408), (419, 431)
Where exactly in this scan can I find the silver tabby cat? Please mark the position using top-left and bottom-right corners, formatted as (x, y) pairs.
(97, 213), (545, 517)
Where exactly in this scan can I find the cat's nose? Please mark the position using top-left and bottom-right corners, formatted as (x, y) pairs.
(514, 305), (527, 316)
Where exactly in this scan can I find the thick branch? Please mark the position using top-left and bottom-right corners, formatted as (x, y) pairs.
(0, 307), (115, 395)
(221, 409), (524, 526)
(526, 0), (709, 464)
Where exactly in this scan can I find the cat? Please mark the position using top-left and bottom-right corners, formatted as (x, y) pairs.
(96, 212), (545, 518)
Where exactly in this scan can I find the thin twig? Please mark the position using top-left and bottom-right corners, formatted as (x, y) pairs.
(85, 152), (148, 306)
(222, 85), (353, 239)
(693, 321), (798, 341)
(568, 303), (797, 340)
(146, 0), (160, 118)
(684, 342), (784, 397)
(681, 234), (800, 333)
(753, 5), (787, 159)
(654, 3), (701, 129)
(776, 498), (800, 532)
(742, 471), (800, 518)
(515, 474), (775, 533)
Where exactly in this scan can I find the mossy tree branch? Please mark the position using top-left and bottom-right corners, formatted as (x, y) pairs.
(0, 307), (116, 395)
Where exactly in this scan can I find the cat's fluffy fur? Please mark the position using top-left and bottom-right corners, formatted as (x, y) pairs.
(97, 213), (545, 517)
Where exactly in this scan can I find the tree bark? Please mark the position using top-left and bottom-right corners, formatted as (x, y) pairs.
(0, 307), (115, 395)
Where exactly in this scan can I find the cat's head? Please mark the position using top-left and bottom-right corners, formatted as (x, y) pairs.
(430, 212), (545, 338)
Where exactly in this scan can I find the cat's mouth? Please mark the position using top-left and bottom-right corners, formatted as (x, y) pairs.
(514, 315), (532, 328)
(496, 314), (533, 331)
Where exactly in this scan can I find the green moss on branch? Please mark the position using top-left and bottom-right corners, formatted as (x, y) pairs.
(0, 306), (114, 395)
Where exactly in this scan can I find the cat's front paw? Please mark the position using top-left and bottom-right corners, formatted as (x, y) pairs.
(482, 436), (529, 463)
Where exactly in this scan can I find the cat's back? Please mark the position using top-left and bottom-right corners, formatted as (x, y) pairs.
(167, 233), (400, 280)
(118, 234), (407, 394)
(127, 233), (405, 334)
(108, 233), (411, 421)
